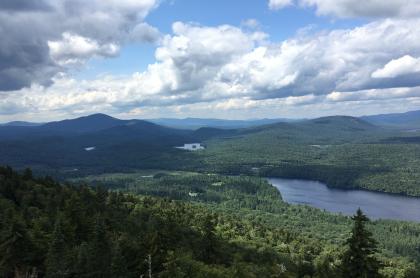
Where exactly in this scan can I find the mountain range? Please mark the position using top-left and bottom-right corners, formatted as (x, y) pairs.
(148, 117), (299, 129)
(2, 109), (419, 130)
(361, 110), (420, 129)
(0, 110), (418, 176)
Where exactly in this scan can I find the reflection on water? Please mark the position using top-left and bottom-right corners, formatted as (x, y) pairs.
(268, 178), (420, 222)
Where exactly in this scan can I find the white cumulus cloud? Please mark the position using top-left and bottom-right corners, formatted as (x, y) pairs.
(372, 55), (420, 78)
(268, 0), (294, 10)
(0, 0), (159, 91)
(3, 18), (420, 120)
(326, 86), (420, 102)
(48, 33), (119, 66)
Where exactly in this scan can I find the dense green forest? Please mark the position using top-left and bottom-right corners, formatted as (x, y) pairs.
(191, 120), (420, 196)
(2, 114), (420, 276)
(2, 166), (420, 277)
(3, 167), (300, 277)
(72, 170), (420, 277)
(1, 114), (420, 197)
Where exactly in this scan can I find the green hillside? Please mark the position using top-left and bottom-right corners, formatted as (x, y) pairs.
(196, 117), (420, 196)
(1, 114), (420, 196)
(362, 110), (420, 129)
(2, 167), (420, 277)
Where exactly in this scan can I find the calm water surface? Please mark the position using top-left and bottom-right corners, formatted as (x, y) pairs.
(268, 178), (420, 222)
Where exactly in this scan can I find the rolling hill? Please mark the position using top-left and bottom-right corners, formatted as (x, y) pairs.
(361, 110), (420, 129)
(230, 115), (385, 145)
(0, 114), (188, 141)
(148, 117), (296, 129)
(40, 113), (125, 133)
(0, 114), (194, 173)
(0, 113), (414, 185)
(0, 114), (121, 141)
(0, 114), (235, 174)
(0, 121), (43, 127)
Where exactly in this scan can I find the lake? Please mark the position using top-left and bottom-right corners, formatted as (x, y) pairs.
(268, 178), (420, 222)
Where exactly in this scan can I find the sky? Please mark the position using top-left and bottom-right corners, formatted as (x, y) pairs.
(1, 0), (420, 122)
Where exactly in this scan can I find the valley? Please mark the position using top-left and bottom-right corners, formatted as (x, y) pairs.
(2, 112), (419, 196)
(3, 2), (420, 276)
(68, 169), (420, 277)
(2, 111), (420, 277)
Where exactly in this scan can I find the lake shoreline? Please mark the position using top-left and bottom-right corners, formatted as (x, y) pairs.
(202, 170), (419, 198)
(262, 174), (420, 198)
(267, 177), (420, 222)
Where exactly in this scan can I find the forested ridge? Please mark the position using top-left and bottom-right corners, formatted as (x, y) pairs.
(2, 114), (420, 277)
(198, 137), (420, 196)
(74, 171), (420, 274)
(2, 114), (420, 197)
(2, 166), (298, 277)
(2, 166), (420, 277)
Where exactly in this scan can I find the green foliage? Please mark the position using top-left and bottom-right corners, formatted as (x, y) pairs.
(0, 166), (312, 277)
(74, 171), (420, 277)
(341, 209), (381, 278)
(46, 215), (71, 278)
(0, 203), (37, 277)
(1, 161), (420, 277)
(2, 115), (420, 197)
(198, 131), (420, 196)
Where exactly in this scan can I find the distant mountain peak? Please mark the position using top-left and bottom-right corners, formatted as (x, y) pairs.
(361, 109), (420, 129)
(70, 113), (119, 122)
(41, 113), (124, 134)
(310, 115), (375, 128)
(1, 121), (42, 127)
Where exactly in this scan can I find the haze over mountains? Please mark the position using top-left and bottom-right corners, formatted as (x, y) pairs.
(361, 110), (420, 129)
(154, 109), (420, 130)
(2, 110), (420, 276)
(0, 111), (390, 142)
(0, 121), (43, 127)
(148, 118), (298, 129)
(2, 109), (419, 130)
(0, 110), (416, 176)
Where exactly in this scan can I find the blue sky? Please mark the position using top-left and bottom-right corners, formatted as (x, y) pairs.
(78, 0), (365, 79)
(146, 0), (365, 39)
(0, 0), (420, 121)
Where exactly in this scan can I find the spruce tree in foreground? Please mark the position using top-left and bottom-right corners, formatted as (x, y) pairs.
(341, 208), (382, 278)
(46, 215), (70, 278)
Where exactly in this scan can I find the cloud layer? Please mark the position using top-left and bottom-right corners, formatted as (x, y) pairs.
(371, 55), (420, 78)
(2, 1), (420, 120)
(0, 0), (158, 91)
(2, 17), (420, 120)
(269, 0), (420, 18)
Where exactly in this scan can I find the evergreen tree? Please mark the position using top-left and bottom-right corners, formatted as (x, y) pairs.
(0, 209), (35, 277)
(46, 215), (70, 278)
(22, 168), (33, 180)
(110, 241), (129, 278)
(341, 208), (382, 278)
(197, 214), (218, 263)
(160, 251), (188, 278)
(87, 216), (111, 277)
(74, 242), (90, 277)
